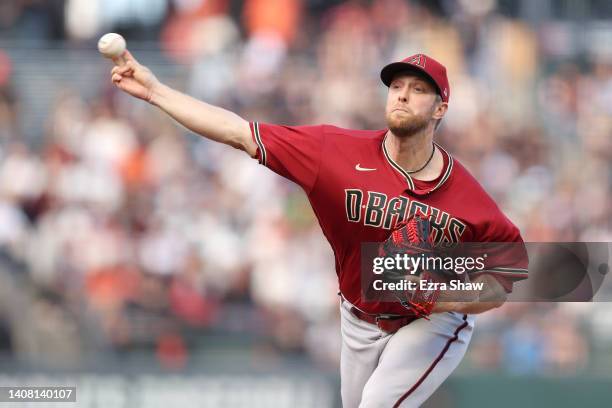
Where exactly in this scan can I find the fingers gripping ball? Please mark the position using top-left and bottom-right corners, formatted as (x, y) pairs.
(98, 33), (127, 65)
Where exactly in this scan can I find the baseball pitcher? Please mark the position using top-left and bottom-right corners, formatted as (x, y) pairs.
(110, 51), (528, 407)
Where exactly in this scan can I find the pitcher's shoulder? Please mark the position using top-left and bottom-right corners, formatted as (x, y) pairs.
(448, 158), (505, 212)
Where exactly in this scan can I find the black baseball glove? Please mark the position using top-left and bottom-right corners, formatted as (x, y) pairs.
(378, 213), (461, 318)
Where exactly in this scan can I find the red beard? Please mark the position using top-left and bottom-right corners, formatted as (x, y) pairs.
(386, 109), (430, 137)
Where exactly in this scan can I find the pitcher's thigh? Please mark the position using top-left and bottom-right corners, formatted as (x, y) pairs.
(339, 302), (392, 408)
(359, 314), (473, 408)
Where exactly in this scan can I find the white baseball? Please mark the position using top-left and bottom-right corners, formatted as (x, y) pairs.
(97, 33), (126, 59)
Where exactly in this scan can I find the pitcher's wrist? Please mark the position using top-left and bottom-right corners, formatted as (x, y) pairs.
(147, 81), (166, 106)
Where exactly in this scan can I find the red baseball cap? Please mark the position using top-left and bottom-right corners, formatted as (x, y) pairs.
(380, 54), (450, 103)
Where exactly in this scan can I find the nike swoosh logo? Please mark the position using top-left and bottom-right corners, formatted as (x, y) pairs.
(355, 164), (377, 172)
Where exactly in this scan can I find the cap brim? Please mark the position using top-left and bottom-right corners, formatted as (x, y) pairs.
(380, 62), (440, 95)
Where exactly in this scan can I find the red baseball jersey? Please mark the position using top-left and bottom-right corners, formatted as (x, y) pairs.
(250, 122), (528, 315)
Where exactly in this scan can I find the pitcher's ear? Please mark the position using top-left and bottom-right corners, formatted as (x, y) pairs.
(433, 100), (448, 121)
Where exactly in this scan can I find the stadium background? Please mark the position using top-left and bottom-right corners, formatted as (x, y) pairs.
(0, 0), (610, 406)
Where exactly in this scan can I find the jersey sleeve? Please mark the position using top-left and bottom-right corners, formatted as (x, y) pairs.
(250, 122), (325, 193)
(470, 211), (529, 293)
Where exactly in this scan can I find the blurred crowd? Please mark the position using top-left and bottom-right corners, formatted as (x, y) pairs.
(0, 0), (610, 376)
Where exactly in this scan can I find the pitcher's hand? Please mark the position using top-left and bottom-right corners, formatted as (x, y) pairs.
(111, 50), (160, 102)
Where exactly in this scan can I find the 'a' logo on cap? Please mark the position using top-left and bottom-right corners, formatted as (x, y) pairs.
(408, 54), (426, 68)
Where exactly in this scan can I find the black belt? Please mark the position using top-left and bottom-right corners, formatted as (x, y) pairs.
(349, 306), (418, 334)
(340, 293), (418, 334)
